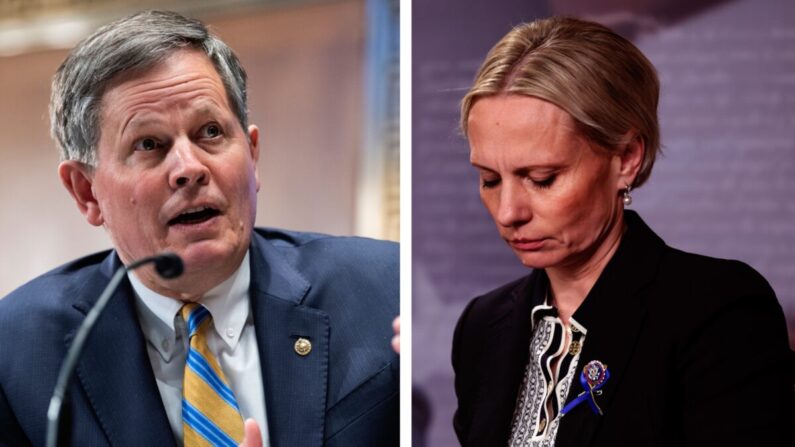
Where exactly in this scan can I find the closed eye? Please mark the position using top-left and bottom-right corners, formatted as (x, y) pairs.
(531, 175), (556, 189)
(481, 177), (501, 189)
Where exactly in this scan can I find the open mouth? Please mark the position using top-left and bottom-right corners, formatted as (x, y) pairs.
(168, 207), (221, 226)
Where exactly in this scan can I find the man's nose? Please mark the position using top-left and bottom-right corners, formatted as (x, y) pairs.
(168, 139), (210, 189)
(495, 181), (532, 227)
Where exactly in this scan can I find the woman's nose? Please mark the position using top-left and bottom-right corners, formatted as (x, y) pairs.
(495, 181), (532, 227)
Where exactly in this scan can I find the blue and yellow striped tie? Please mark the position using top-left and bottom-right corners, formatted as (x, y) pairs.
(181, 303), (244, 446)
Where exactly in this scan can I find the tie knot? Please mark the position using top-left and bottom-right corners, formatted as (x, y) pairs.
(181, 303), (211, 338)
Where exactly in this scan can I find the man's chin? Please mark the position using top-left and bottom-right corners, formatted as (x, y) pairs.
(174, 241), (246, 277)
(150, 245), (246, 300)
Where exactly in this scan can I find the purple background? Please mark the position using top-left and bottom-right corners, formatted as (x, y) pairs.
(412, 1), (795, 445)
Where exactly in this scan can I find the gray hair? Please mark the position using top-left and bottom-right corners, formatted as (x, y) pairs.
(50, 10), (248, 165)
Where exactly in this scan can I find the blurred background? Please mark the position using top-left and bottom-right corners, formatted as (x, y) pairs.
(0, 0), (399, 298)
(412, 0), (795, 445)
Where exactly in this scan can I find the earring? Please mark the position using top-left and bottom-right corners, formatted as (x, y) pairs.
(622, 184), (633, 206)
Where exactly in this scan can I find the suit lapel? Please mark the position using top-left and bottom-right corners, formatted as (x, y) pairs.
(249, 233), (330, 447)
(556, 211), (665, 447)
(68, 253), (175, 446)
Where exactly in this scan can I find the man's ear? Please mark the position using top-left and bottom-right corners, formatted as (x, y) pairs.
(616, 131), (644, 189)
(58, 161), (104, 227)
(247, 124), (261, 192)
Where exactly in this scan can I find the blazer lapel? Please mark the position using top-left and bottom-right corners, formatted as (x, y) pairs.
(68, 253), (175, 446)
(556, 211), (665, 447)
(468, 272), (544, 445)
(249, 233), (330, 447)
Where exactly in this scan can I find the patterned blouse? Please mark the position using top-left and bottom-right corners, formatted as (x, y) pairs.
(508, 300), (588, 446)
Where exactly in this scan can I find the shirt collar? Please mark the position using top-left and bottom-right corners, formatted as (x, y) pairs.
(199, 251), (251, 349)
(130, 251), (251, 357)
(530, 286), (587, 335)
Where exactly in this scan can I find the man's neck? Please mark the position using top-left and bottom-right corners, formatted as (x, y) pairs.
(130, 250), (249, 302)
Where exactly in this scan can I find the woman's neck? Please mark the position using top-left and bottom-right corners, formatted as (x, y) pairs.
(547, 214), (626, 325)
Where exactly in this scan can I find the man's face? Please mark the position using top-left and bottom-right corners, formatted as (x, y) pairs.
(61, 49), (260, 299)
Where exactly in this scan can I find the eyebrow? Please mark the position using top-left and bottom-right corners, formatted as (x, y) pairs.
(470, 161), (564, 173)
(190, 102), (223, 117)
(119, 115), (165, 141)
(119, 101), (226, 137)
(124, 117), (162, 130)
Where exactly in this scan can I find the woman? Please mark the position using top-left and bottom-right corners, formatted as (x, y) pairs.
(452, 17), (793, 446)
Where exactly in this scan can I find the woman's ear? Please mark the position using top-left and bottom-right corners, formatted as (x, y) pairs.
(58, 161), (104, 226)
(616, 131), (644, 189)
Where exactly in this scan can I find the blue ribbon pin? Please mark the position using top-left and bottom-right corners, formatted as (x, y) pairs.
(560, 360), (610, 416)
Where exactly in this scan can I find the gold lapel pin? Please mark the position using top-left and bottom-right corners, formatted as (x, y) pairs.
(294, 337), (312, 356)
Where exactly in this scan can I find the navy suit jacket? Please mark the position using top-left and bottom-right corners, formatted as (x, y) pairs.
(453, 211), (794, 446)
(0, 228), (399, 446)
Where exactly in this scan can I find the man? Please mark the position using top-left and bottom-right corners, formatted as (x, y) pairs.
(0, 10), (398, 447)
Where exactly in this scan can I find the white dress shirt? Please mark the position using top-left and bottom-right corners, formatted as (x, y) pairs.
(129, 252), (269, 446)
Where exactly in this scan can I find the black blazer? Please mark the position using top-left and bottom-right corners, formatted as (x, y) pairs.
(453, 211), (794, 446)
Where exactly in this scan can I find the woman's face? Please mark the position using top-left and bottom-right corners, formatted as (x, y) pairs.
(468, 95), (629, 272)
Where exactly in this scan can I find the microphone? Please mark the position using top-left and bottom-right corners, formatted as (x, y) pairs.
(142, 252), (184, 279)
(45, 252), (184, 447)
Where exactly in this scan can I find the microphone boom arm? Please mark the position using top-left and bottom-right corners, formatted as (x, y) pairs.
(45, 253), (182, 447)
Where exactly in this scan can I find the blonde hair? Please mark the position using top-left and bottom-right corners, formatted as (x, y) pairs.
(461, 17), (660, 187)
